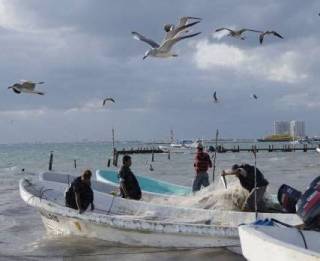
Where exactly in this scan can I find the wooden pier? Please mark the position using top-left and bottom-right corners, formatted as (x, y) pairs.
(110, 144), (317, 167)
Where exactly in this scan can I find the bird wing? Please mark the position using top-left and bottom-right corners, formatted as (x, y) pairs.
(239, 29), (263, 34)
(259, 32), (266, 44)
(162, 21), (200, 42)
(159, 32), (201, 52)
(131, 32), (160, 48)
(12, 88), (21, 94)
(177, 16), (201, 27)
(271, 31), (283, 39)
(213, 91), (218, 101)
(103, 98), (115, 106)
(215, 28), (233, 33)
(21, 81), (35, 90)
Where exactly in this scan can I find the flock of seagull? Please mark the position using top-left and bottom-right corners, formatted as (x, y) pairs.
(132, 16), (280, 103)
(7, 16), (285, 106)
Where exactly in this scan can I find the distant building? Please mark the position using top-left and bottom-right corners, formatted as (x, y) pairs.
(274, 121), (290, 135)
(290, 121), (305, 137)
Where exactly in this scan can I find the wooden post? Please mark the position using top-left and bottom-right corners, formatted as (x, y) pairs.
(113, 148), (118, 166)
(74, 159), (77, 169)
(151, 149), (154, 162)
(107, 159), (111, 167)
(112, 128), (115, 150)
(168, 150), (171, 160)
(48, 151), (53, 171)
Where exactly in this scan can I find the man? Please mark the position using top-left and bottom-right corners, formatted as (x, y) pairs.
(119, 155), (142, 200)
(65, 170), (94, 214)
(221, 164), (269, 211)
(193, 143), (212, 192)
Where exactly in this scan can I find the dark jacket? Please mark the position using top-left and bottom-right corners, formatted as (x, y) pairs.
(237, 164), (269, 192)
(65, 176), (94, 210)
(119, 166), (141, 200)
(194, 152), (212, 173)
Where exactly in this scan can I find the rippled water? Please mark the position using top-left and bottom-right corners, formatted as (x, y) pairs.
(0, 141), (318, 260)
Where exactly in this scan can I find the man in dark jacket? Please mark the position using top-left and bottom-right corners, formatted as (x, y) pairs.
(192, 143), (212, 192)
(65, 170), (94, 214)
(221, 164), (269, 211)
(119, 155), (142, 200)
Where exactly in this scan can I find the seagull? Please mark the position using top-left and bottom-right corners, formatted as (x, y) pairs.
(163, 16), (201, 41)
(8, 81), (45, 95)
(102, 97), (115, 106)
(215, 28), (262, 40)
(132, 31), (201, 59)
(259, 31), (283, 44)
(251, 94), (258, 99)
(213, 91), (219, 103)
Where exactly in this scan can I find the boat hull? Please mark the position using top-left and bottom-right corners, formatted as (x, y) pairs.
(239, 225), (320, 261)
(20, 178), (239, 248)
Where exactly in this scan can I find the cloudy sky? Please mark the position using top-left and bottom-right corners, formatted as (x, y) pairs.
(0, 0), (319, 143)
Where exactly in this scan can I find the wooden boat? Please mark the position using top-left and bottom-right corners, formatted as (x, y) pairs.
(96, 169), (191, 196)
(20, 177), (239, 248)
(239, 224), (320, 261)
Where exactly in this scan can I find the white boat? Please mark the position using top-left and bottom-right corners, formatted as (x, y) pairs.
(20, 177), (240, 248)
(39, 172), (301, 226)
(239, 224), (320, 261)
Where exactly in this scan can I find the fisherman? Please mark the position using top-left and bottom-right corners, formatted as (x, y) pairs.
(65, 170), (94, 214)
(192, 143), (212, 192)
(119, 155), (142, 200)
(221, 164), (269, 211)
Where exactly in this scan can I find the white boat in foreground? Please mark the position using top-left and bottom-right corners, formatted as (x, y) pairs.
(239, 224), (320, 261)
(20, 177), (240, 248)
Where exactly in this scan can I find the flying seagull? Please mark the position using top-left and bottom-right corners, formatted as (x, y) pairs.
(259, 31), (283, 44)
(8, 81), (45, 95)
(251, 94), (258, 99)
(102, 97), (115, 106)
(163, 16), (201, 40)
(213, 91), (219, 103)
(132, 31), (201, 59)
(215, 28), (262, 40)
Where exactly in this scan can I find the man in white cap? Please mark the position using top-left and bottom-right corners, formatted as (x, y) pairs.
(192, 143), (212, 192)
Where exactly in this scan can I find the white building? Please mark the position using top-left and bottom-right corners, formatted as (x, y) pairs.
(290, 121), (305, 137)
(274, 121), (290, 135)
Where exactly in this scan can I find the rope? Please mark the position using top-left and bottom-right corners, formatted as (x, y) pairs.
(270, 218), (308, 249)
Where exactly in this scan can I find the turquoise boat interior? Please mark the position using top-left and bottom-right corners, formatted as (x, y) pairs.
(97, 170), (191, 196)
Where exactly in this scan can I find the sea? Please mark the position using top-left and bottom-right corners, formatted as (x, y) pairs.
(0, 141), (319, 261)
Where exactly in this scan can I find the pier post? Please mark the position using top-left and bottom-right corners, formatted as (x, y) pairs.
(48, 151), (53, 171)
(151, 149), (155, 162)
(113, 148), (119, 167)
(74, 159), (77, 169)
(107, 159), (111, 167)
(303, 144), (307, 152)
(168, 151), (171, 160)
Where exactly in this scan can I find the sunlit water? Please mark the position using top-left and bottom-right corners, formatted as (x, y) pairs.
(0, 141), (319, 260)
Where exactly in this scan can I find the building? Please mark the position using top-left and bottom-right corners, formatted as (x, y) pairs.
(274, 121), (290, 135)
(290, 121), (305, 137)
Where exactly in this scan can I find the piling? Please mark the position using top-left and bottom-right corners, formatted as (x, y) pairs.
(107, 159), (111, 167)
(48, 151), (53, 171)
(168, 151), (171, 160)
(151, 150), (155, 162)
(74, 159), (77, 169)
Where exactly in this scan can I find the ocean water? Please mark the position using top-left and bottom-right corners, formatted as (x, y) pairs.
(0, 141), (319, 260)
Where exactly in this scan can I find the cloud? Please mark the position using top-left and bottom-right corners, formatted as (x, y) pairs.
(193, 38), (308, 84)
(0, 108), (47, 118)
(277, 93), (320, 110)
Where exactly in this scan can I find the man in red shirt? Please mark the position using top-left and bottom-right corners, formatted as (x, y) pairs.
(193, 143), (212, 192)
